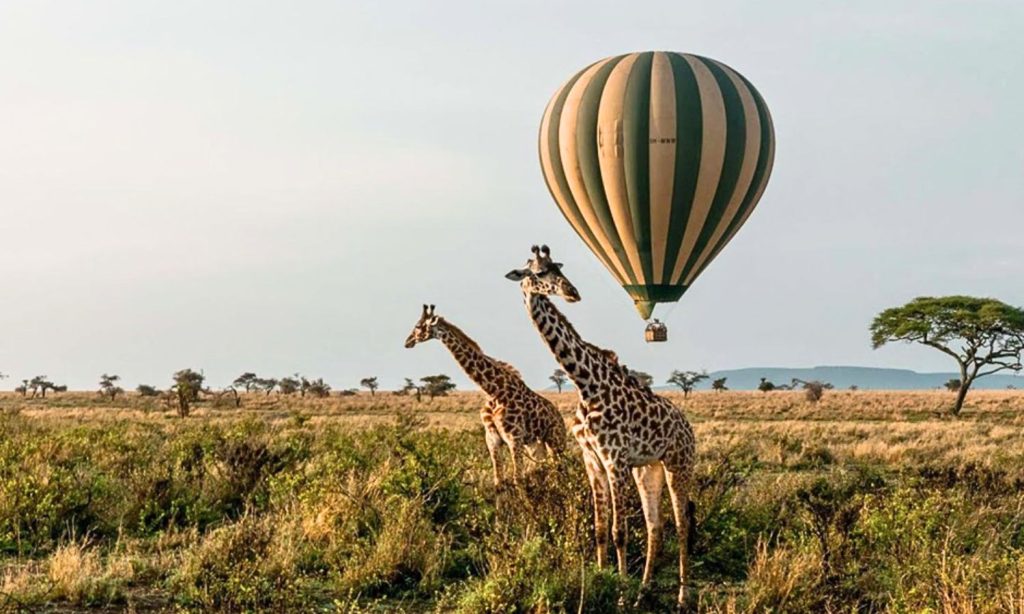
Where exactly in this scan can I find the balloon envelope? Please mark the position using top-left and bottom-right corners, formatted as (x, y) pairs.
(539, 51), (775, 319)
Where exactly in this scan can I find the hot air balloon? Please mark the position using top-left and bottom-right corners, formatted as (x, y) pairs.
(538, 51), (775, 340)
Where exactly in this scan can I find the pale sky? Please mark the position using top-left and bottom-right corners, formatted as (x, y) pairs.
(1, 1), (1022, 391)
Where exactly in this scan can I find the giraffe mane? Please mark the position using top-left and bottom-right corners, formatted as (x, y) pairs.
(436, 319), (483, 353)
(493, 359), (523, 379)
(543, 299), (620, 366)
(439, 318), (523, 380)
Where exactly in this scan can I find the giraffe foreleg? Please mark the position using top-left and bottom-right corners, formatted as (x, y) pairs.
(606, 463), (632, 577)
(481, 402), (504, 488)
(573, 423), (609, 567)
(632, 462), (666, 601)
(585, 450), (610, 567)
(508, 438), (524, 487)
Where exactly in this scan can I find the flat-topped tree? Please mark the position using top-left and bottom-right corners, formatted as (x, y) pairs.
(98, 374), (123, 401)
(28, 376), (62, 398)
(667, 370), (709, 398)
(549, 369), (568, 393)
(872, 296), (1024, 416)
(420, 374), (455, 399)
(360, 377), (379, 396)
(233, 372), (258, 392)
(278, 376), (300, 396)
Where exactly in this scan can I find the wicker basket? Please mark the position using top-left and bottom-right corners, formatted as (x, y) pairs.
(644, 320), (668, 343)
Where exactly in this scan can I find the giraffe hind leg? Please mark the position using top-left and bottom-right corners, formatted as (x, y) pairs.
(665, 466), (692, 610)
(632, 462), (666, 600)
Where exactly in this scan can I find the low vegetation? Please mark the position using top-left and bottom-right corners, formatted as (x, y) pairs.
(2, 390), (1024, 612)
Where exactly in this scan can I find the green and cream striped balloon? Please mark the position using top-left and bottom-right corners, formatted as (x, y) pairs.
(539, 51), (775, 319)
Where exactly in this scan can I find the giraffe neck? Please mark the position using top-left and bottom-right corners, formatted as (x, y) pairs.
(525, 293), (610, 390)
(433, 322), (508, 398)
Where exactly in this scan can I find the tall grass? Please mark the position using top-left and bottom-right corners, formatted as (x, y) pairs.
(1, 391), (1024, 611)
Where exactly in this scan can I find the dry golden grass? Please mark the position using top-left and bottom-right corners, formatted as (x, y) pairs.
(4, 388), (1024, 612)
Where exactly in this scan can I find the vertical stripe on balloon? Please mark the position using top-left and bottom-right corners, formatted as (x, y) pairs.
(695, 79), (775, 280)
(622, 51), (655, 285)
(576, 56), (638, 285)
(684, 61), (762, 285)
(647, 52), (677, 285)
(597, 53), (646, 285)
(540, 65), (625, 284)
(668, 54), (726, 286)
(557, 57), (634, 284)
(660, 53), (703, 284)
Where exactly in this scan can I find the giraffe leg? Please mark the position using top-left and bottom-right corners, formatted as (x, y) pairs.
(606, 464), (632, 577)
(508, 439), (524, 487)
(632, 462), (666, 598)
(484, 423), (504, 487)
(574, 427), (609, 567)
(665, 466), (693, 610)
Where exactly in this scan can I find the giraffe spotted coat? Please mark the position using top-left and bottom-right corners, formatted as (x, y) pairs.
(507, 246), (696, 610)
(405, 305), (566, 486)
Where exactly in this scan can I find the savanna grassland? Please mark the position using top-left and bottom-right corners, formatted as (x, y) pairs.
(3, 389), (1024, 613)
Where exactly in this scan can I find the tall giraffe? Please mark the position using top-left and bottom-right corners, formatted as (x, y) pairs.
(506, 246), (697, 609)
(405, 304), (566, 487)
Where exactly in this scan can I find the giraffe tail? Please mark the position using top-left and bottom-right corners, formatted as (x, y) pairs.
(687, 500), (697, 555)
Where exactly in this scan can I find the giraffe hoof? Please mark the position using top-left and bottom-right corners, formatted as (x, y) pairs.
(632, 587), (652, 609)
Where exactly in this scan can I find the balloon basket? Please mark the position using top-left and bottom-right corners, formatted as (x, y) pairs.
(644, 319), (668, 343)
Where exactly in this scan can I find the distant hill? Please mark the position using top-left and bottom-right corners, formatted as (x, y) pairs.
(693, 366), (1023, 391)
(547, 366), (1023, 392)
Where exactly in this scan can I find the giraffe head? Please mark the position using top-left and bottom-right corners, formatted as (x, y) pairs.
(505, 245), (581, 302)
(404, 304), (441, 348)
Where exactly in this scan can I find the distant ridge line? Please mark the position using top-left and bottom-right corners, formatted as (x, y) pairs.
(546, 366), (1022, 391)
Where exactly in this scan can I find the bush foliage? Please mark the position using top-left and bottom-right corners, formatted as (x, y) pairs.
(2, 391), (1024, 611)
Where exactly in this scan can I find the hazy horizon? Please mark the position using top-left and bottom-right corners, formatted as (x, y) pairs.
(2, 1), (1022, 391)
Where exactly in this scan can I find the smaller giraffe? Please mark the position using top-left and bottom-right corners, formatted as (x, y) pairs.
(405, 304), (566, 486)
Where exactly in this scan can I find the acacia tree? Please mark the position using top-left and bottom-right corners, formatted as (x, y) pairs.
(136, 384), (160, 397)
(667, 370), (708, 398)
(98, 374), (123, 401)
(171, 369), (205, 417)
(278, 376), (300, 396)
(28, 376), (62, 398)
(758, 377), (776, 393)
(420, 374), (455, 399)
(872, 296), (1024, 416)
(233, 372), (258, 392)
(256, 377), (278, 396)
(306, 378), (331, 398)
(401, 378), (423, 402)
(549, 369), (568, 393)
(360, 377), (379, 396)
(711, 377), (728, 392)
(628, 370), (654, 388)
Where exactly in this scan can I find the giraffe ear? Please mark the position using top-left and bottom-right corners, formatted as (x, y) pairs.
(505, 269), (529, 281)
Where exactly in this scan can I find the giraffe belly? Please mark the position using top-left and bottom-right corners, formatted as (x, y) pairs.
(576, 403), (668, 466)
